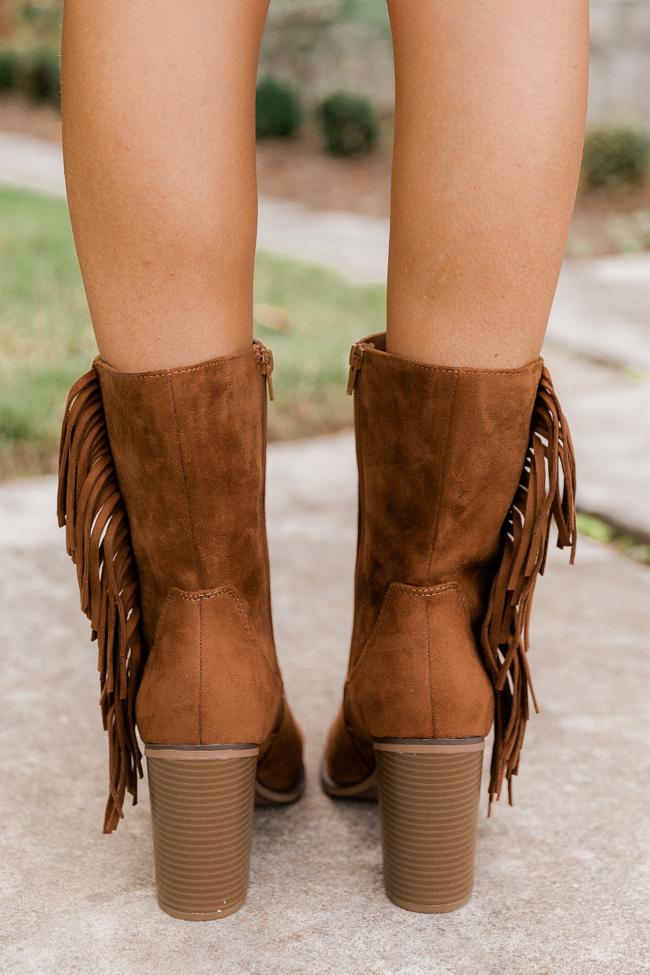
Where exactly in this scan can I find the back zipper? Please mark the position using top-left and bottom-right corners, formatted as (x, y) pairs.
(255, 343), (275, 401)
(347, 341), (374, 395)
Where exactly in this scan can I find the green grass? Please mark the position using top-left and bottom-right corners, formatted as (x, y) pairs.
(271, 0), (390, 32)
(576, 512), (650, 566)
(0, 187), (94, 477)
(0, 185), (385, 478)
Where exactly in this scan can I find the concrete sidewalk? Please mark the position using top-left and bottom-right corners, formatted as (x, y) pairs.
(2, 131), (649, 539)
(2, 436), (650, 975)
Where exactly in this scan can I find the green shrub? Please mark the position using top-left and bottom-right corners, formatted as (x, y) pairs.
(0, 49), (19, 91)
(21, 46), (60, 107)
(581, 124), (650, 189)
(256, 76), (302, 139)
(318, 92), (378, 156)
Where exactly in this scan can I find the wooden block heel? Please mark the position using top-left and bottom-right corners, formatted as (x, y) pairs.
(374, 738), (484, 913)
(145, 744), (259, 921)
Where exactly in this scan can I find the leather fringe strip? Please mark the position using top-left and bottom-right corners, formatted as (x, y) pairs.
(57, 369), (144, 832)
(481, 365), (577, 813)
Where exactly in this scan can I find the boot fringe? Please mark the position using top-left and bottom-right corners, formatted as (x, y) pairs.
(480, 365), (576, 812)
(57, 368), (144, 832)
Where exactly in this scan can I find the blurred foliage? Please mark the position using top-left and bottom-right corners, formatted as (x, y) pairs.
(0, 1), (61, 105)
(318, 92), (378, 156)
(19, 44), (59, 104)
(0, 42), (60, 106)
(256, 76), (303, 139)
(0, 47), (18, 89)
(581, 124), (650, 190)
(1, 0), (62, 46)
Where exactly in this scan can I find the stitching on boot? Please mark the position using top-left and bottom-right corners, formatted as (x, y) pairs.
(348, 581), (462, 681)
(93, 348), (255, 380)
(367, 352), (542, 378)
(166, 586), (280, 686)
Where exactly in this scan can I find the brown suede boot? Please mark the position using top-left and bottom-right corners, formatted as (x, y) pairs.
(58, 340), (304, 920)
(322, 332), (576, 913)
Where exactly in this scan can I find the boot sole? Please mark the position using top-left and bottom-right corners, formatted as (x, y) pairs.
(322, 737), (484, 913)
(145, 743), (302, 921)
(255, 772), (306, 806)
(320, 760), (378, 800)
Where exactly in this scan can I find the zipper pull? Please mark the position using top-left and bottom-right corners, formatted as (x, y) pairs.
(347, 342), (373, 395)
(256, 344), (275, 401)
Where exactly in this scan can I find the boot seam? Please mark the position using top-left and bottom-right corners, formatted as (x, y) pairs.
(425, 597), (435, 736)
(169, 375), (201, 589)
(198, 597), (203, 745)
(355, 339), (542, 377)
(93, 347), (257, 380)
(426, 371), (457, 578)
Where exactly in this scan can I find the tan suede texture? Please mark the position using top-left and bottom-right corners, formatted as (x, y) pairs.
(346, 582), (494, 740)
(95, 346), (303, 790)
(136, 587), (280, 745)
(326, 333), (543, 785)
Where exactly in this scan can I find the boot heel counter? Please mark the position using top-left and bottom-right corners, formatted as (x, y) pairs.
(348, 582), (493, 740)
(136, 587), (280, 746)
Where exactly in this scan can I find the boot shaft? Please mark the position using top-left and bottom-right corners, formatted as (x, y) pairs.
(57, 341), (301, 832)
(343, 332), (576, 805)
(348, 333), (544, 649)
(96, 343), (274, 648)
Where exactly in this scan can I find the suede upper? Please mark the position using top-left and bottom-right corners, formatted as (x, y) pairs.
(95, 349), (273, 657)
(326, 333), (544, 785)
(95, 344), (303, 787)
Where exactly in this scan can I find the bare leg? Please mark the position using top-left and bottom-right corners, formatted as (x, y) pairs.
(386, 0), (589, 368)
(62, 0), (269, 371)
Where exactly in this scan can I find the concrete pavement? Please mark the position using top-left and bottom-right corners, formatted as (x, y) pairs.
(2, 436), (650, 974)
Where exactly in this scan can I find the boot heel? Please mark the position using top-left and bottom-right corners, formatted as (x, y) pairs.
(374, 738), (484, 913)
(145, 744), (259, 921)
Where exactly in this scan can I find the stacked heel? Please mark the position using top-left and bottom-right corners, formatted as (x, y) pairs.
(374, 738), (484, 913)
(145, 744), (259, 921)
